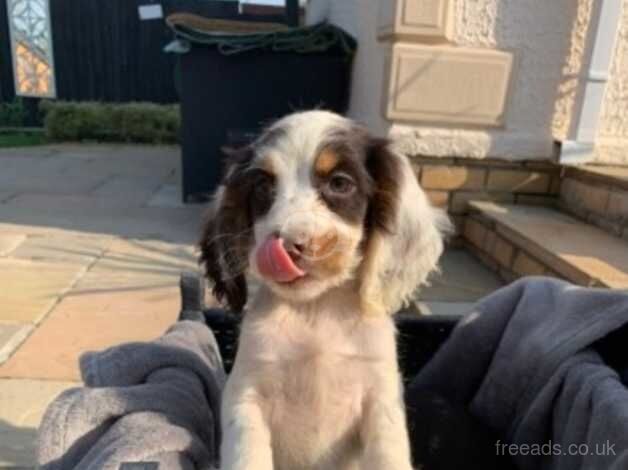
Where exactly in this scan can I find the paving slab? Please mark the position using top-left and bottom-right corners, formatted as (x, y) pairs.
(40, 144), (118, 159)
(0, 235), (25, 257)
(0, 259), (85, 324)
(36, 153), (94, 173)
(2, 143), (170, 162)
(0, 323), (33, 364)
(10, 234), (110, 266)
(71, 238), (197, 294)
(0, 286), (182, 381)
(0, 379), (78, 469)
(0, 156), (56, 176)
(0, 171), (109, 196)
(166, 164), (180, 182)
(0, 237), (197, 379)
(89, 175), (162, 207)
(147, 183), (186, 208)
(0, 146), (58, 158)
(0, 192), (17, 204)
(0, 145), (178, 199)
(85, 147), (178, 180)
(5, 193), (132, 212)
(417, 249), (504, 302)
(0, 197), (202, 243)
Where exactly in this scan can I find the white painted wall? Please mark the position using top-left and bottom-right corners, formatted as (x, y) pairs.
(348, 0), (628, 163)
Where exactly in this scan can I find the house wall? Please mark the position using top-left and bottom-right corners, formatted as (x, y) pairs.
(348, 0), (628, 164)
(596, 0), (628, 165)
(551, 0), (594, 142)
(347, 0), (391, 136)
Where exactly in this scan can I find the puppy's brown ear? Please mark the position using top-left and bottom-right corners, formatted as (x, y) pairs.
(199, 147), (254, 313)
(365, 138), (400, 235)
(360, 139), (451, 316)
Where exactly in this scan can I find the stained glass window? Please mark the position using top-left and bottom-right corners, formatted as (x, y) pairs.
(6, 0), (56, 98)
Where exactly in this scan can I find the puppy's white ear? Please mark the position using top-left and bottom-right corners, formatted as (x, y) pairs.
(360, 140), (451, 315)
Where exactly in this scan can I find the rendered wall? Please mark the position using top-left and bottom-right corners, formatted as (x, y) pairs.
(348, 0), (626, 162)
(596, 0), (628, 165)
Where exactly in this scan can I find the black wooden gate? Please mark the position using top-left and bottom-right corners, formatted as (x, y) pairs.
(0, 0), (296, 106)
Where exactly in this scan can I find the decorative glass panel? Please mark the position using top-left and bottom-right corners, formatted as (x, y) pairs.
(6, 0), (56, 98)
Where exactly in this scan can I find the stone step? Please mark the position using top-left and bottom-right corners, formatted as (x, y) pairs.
(564, 165), (628, 192)
(560, 165), (628, 239)
(463, 201), (628, 289)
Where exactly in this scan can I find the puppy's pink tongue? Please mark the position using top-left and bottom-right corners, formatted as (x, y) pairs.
(256, 237), (305, 283)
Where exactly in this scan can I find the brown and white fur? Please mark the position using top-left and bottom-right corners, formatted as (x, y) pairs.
(199, 111), (451, 470)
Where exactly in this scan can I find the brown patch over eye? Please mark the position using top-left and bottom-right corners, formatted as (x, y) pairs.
(312, 144), (372, 226)
(315, 149), (341, 176)
(249, 169), (276, 219)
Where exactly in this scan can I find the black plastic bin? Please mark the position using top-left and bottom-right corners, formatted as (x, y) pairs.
(169, 21), (357, 202)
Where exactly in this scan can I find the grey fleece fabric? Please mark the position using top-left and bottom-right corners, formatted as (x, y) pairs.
(38, 277), (628, 470)
(411, 276), (628, 470)
(37, 320), (225, 470)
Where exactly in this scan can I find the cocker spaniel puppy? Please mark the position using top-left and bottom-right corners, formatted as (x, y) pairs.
(200, 110), (450, 470)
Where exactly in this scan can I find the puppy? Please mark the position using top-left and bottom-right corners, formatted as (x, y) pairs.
(200, 111), (450, 470)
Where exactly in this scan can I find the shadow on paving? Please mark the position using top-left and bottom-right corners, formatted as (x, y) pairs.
(0, 145), (203, 244)
(0, 199), (203, 245)
(0, 419), (37, 470)
(67, 239), (200, 297)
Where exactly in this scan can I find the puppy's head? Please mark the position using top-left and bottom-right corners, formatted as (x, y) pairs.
(200, 111), (450, 314)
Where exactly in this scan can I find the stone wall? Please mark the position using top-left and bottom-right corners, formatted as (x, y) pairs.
(559, 167), (628, 239)
(411, 156), (561, 241)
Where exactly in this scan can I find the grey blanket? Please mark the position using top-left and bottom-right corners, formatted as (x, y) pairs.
(411, 276), (628, 470)
(37, 320), (225, 470)
(38, 277), (628, 470)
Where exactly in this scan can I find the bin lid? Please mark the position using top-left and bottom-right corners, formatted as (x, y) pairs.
(165, 14), (356, 57)
(166, 13), (289, 36)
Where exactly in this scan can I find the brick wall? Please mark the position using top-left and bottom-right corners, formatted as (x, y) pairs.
(559, 167), (628, 240)
(411, 156), (562, 242)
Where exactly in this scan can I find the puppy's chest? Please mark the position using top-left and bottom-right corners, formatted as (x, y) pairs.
(249, 319), (383, 467)
(236, 314), (397, 469)
(252, 320), (375, 401)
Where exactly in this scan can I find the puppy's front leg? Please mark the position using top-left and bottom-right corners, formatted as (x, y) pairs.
(221, 397), (273, 470)
(360, 397), (413, 470)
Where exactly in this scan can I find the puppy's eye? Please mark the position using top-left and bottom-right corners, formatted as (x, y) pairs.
(327, 173), (356, 195)
(253, 172), (275, 199)
(249, 170), (276, 218)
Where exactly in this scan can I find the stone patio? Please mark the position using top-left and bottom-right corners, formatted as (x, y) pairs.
(0, 144), (502, 469)
(0, 144), (202, 469)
